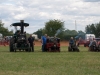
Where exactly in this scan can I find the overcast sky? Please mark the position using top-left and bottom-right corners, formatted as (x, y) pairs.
(0, 0), (100, 33)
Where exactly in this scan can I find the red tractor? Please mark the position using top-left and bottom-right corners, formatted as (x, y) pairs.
(46, 37), (60, 52)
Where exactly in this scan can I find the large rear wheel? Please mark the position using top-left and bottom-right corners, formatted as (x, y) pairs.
(9, 38), (14, 52)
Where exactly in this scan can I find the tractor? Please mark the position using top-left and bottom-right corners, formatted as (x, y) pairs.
(46, 37), (60, 52)
(68, 39), (79, 52)
(68, 44), (79, 52)
(88, 38), (100, 52)
(9, 20), (31, 52)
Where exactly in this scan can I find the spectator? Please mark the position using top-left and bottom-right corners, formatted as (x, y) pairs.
(28, 35), (35, 52)
(41, 34), (47, 52)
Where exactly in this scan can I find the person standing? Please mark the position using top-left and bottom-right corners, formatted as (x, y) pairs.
(28, 35), (35, 52)
(41, 34), (47, 52)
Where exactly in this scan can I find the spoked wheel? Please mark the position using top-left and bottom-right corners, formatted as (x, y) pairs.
(9, 38), (14, 52)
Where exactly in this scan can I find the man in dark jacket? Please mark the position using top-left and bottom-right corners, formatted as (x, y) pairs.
(28, 35), (35, 52)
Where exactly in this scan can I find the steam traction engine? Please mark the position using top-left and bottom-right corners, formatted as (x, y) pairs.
(46, 37), (60, 52)
(9, 20), (31, 52)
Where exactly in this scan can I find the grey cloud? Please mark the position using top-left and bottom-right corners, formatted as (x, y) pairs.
(83, 0), (100, 2)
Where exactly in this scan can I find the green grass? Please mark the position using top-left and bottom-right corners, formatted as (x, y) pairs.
(0, 46), (100, 75)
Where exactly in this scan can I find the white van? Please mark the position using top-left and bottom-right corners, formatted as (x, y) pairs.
(85, 34), (95, 41)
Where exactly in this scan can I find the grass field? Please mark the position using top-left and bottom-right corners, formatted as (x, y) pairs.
(0, 46), (100, 75)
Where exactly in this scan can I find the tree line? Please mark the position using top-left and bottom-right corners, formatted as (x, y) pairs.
(85, 22), (100, 37)
(0, 19), (100, 40)
(34, 19), (86, 40)
(34, 19), (100, 40)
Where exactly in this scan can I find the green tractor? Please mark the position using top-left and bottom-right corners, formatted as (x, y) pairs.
(9, 20), (31, 52)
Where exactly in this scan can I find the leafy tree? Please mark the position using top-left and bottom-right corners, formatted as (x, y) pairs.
(44, 19), (65, 37)
(85, 25), (91, 34)
(85, 22), (100, 37)
(66, 30), (77, 36)
(0, 20), (13, 36)
(63, 29), (78, 40)
(0, 20), (4, 27)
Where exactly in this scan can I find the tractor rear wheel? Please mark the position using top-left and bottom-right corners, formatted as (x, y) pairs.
(9, 38), (14, 52)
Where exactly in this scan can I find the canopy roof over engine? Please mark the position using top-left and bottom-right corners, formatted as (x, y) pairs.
(11, 20), (29, 34)
(11, 23), (29, 27)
